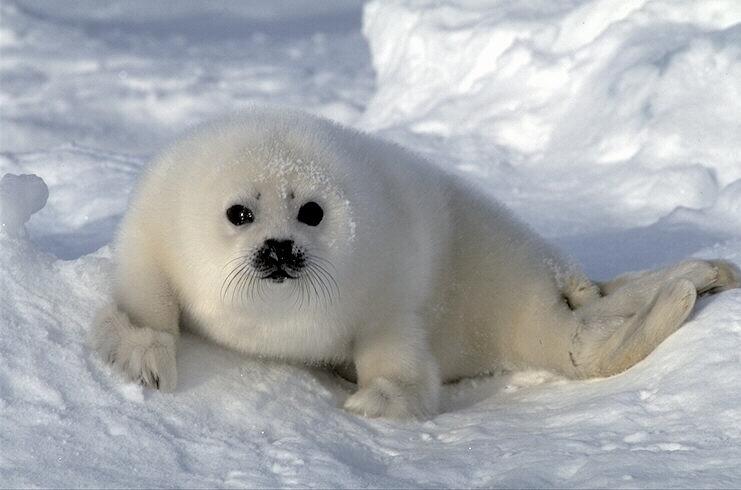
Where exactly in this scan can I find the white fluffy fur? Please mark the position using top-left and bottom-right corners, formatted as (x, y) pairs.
(90, 107), (740, 418)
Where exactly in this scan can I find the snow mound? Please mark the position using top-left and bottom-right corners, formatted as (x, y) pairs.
(0, 173), (48, 236)
(0, 144), (143, 258)
(362, 0), (741, 184)
(360, 0), (741, 242)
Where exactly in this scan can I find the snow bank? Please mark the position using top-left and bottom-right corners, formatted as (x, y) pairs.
(362, 0), (741, 178)
(362, 0), (741, 235)
(0, 173), (48, 236)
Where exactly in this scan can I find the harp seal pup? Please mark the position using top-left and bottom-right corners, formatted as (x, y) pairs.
(91, 107), (740, 419)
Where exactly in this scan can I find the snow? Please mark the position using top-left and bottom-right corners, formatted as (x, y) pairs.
(362, 0), (741, 238)
(0, 173), (48, 236)
(1, 0), (741, 487)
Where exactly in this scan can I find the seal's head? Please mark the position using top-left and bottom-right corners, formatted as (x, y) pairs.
(218, 182), (345, 309)
(168, 112), (357, 313)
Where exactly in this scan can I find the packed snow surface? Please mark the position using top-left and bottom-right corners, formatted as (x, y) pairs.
(2, 0), (741, 487)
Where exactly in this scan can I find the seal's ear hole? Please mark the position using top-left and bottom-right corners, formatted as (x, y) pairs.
(226, 205), (254, 226)
(297, 201), (323, 226)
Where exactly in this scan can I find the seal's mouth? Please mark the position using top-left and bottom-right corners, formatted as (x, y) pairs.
(262, 269), (297, 283)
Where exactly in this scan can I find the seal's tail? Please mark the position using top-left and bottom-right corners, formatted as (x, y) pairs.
(566, 259), (739, 378)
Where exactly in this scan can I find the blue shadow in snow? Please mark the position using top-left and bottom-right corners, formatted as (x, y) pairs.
(554, 221), (732, 281)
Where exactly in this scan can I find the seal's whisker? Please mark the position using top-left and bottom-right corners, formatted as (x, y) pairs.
(311, 262), (340, 298)
(308, 262), (339, 302)
(303, 266), (322, 303)
(301, 274), (312, 309)
(247, 270), (258, 301)
(221, 267), (236, 300)
(292, 279), (300, 309)
(306, 253), (337, 271)
(303, 252), (339, 304)
(222, 265), (242, 301)
(222, 254), (250, 270)
(303, 265), (324, 305)
(224, 263), (250, 302)
(308, 264), (332, 305)
(301, 277), (310, 308)
(236, 264), (254, 303)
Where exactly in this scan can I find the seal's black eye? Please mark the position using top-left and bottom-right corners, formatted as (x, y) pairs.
(297, 201), (323, 226)
(226, 205), (254, 226)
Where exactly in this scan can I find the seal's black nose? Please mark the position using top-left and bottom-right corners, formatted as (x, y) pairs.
(255, 239), (303, 274)
(265, 239), (294, 262)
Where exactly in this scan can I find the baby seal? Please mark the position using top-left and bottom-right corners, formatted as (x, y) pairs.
(91, 107), (740, 418)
